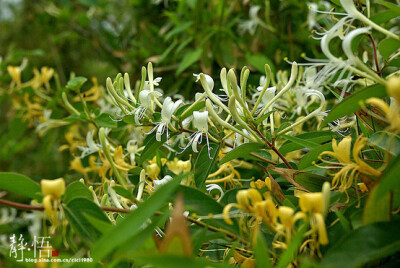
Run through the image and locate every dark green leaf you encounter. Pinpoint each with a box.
[176,49,203,75]
[321,84,387,128]
[378,38,400,60]
[63,181,93,204]
[255,231,272,268]
[66,76,87,92]
[363,185,391,225]
[369,131,400,156]
[0,172,42,200]
[64,198,110,241]
[321,221,400,268]
[298,143,332,170]
[246,53,276,74]
[277,224,308,268]
[194,143,220,188]
[92,174,182,261]
[93,113,118,128]
[220,142,265,164]
[279,131,335,154]
[137,133,167,165]
[376,154,400,199]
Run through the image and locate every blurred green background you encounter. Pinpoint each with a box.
[0,0,322,180]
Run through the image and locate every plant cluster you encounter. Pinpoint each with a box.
[0,0,400,267]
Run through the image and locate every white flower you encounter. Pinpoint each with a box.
[132,89,162,125]
[238,6,261,35]
[127,139,138,165]
[78,130,102,158]
[146,96,183,142]
[144,77,162,90]
[153,175,173,191]
[180,111,212,158]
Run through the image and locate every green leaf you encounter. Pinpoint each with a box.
[93,113,118,128]
[63,181,93,204]
[369,131,400,156]
[64,198,110,241]
[277,224,308,268]
[83,213,113,235]
[137,133,167,165]
[321,84,387,128]
[376,154,400,199]
[281,135,319,150]
[113,186,133,199]
[0,172,42,200]
[255,232,272,268]
[194,143,220,188]
[321,221,400,268]
[268,167,331,192]
[91,174,182,261]
[176,49,202,75]
[220,143,265,164]
[246,53,276,74]
[375,0,400,14]
[371,10,399,24]
[298,143,332,170]
[363,185,391,225]
[378,38,400,60]
[164,21,193,41]
[66,76,87,92]
[178,185,239,233]
[279,131,335,154]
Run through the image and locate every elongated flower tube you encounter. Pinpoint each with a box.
[106,77,135,111]
[257,62,298,120]
[277,89,325,135]
[197,73,230,114]
[205,99,253,141]
[146,97,182,142]
[124,73,136,104]
[340,0,399,40]
[228,96,262,143]
[228,69,252,119]
[342,27,385,84]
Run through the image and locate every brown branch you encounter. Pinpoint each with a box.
[249,122,293,169]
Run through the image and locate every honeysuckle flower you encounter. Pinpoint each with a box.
[146,97,182,142]
[153,175,173,191]
[166,157,192,175]
[180,111,213,157]
[127,139,138,165]
[319,135,381,192]
[41,178,66,234]
[143,76,162,90]
[366,97,400,133]
[108,180,123,209]
[78,130,102,158]
[29,66,54,90]
[387,76,400,103]
[298,192,329,245]
[132,89,163,125]
[7,65,22,89]
[238,6,261,35]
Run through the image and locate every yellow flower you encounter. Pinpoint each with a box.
[166,157,192,175]
[386,75,400,103]
[366,97,400,134]
[7,65,22,89]
[298,193,328,245]
[73,77,101,102]
[41,178,65,234]
[319,135,381,192]
[206,162,242,187]
[29,67,54,90]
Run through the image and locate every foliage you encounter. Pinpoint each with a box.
[1,0,400,267]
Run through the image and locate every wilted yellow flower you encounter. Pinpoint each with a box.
[7,65,22,89]
[41,178,66,234]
